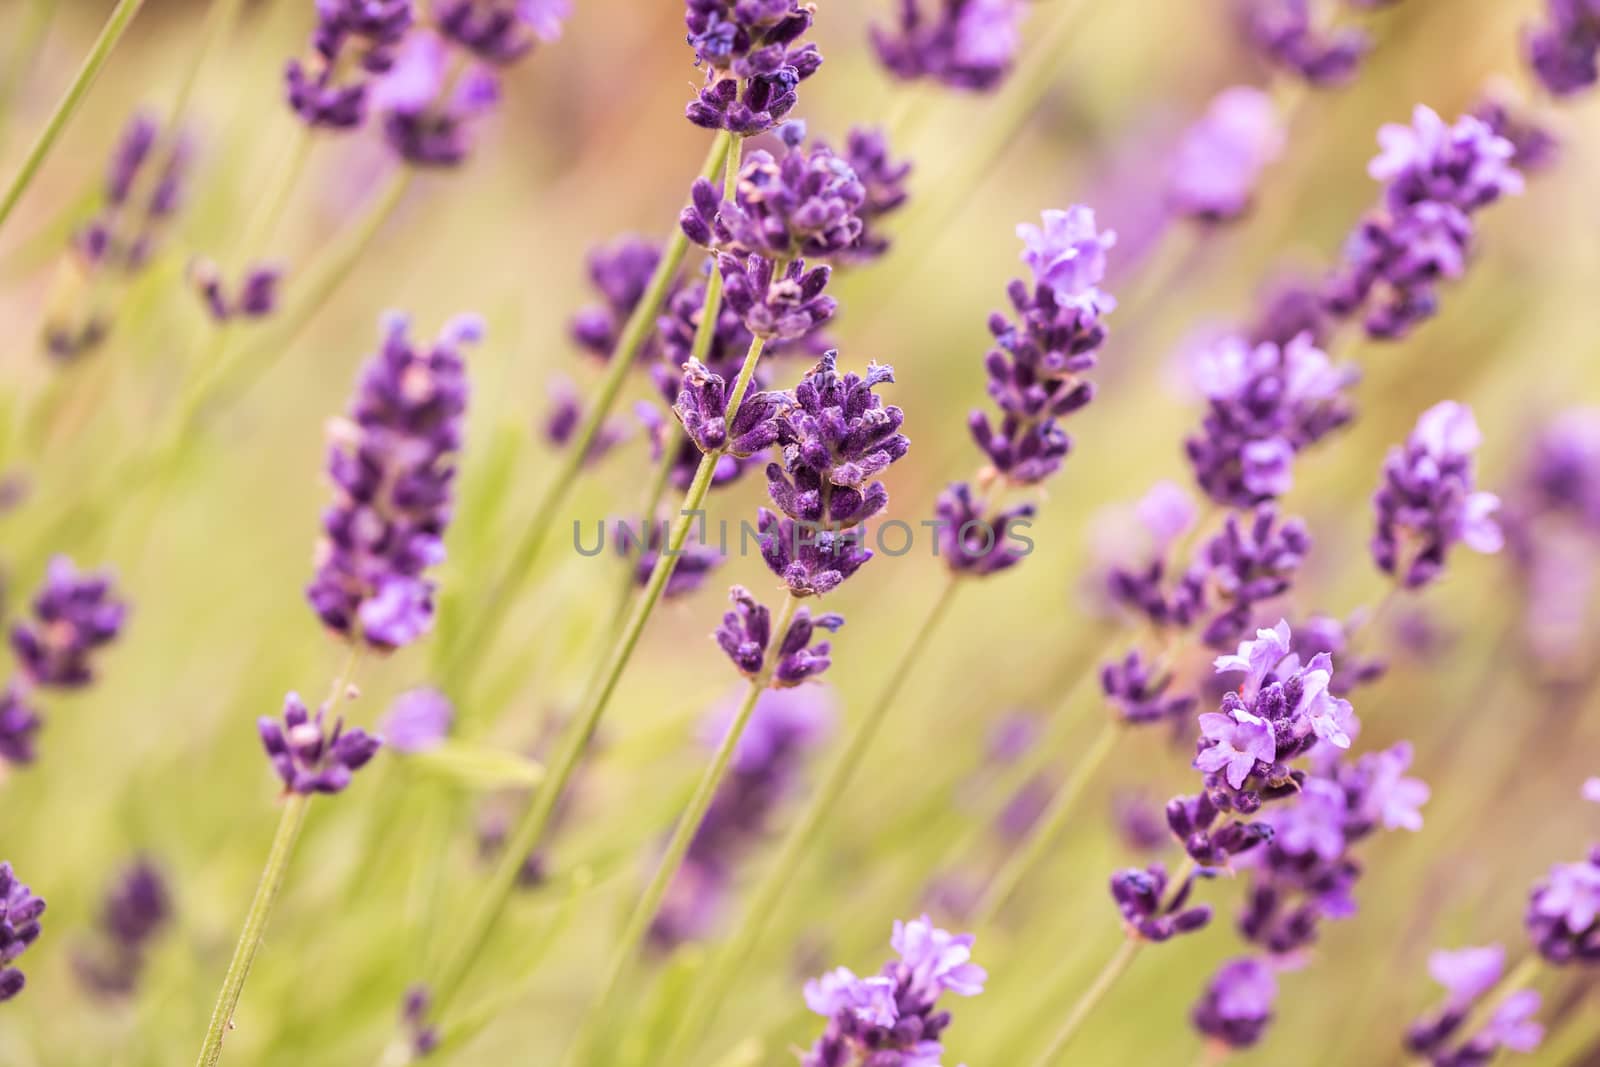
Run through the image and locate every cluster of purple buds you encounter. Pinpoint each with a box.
[307,313,476,651]
[1526,0,1600,97]
[681,143,867,261]
[801,914,986,1067]
[0,863,44,1002]
[1191,956,1278,1049]
[833,126,912,263]
[1238,0,1369,87]
[1406,945,1544,1065]
[717,253,835,340]
[1168,86,1285,223]
[285,0,415,129]
[1525,847,1600,964]
[258,691,382,795]
[614,518,724,599]
[870,0,1026,92]
[74,858,172,997]
[1190,505,1312,648]
[374,34,503,167]
[569,236,662,358]
[1109,862,1214,941]
[652,686,833,947]
[1326,106,1523,340]
[714,585,841,685]
[1371,401,1503,589]
[190,259,282,323]
[1102,651,1197,726]
[1185,333,1355,508]
[543,378,628,465]
[11,556,127,691]
[684,0,822,134]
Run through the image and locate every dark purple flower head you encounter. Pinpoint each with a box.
[1239,0,1369,86]
[1190,505,1312,649]
[375,35,502,166]
[1407,944,1545,1065]
[259,691,383,795]
[1192,956,1277,1049]
[436,0,568,65]
[1102,650,1197,726]
[1248,272,1334,348]
[191,259,283,323]
[870,0,1025,91]
[1370,105,1524,214]
[1526,0,1600,96]
[615,517,724,599]
[285,0,415,129]
[307,312,477,651]
[832,126,911,263]
[766,351,908,531]
[683,1,821,133]
[0,689,41,767]
[1109,862,1214,941]
[757,509,872,597]
[1185,333,1355,507]
[1168,86,1284,223]
[1372,401,1503,589]
[801,914,985,1067]
[933,481,1036,577]
[0,862,45,1003]
[672,357,784,457]
[1324,200,1475,341]
[75,856,173,997]
[570,236,662,358]
[717,253,835,340]
[681,145,866,260]
[714,586,842,686]
[11,556,127,690]
[1527,849,1600,965]
[380,688,453,753]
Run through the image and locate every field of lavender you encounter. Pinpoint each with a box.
[1,0,1598,1064]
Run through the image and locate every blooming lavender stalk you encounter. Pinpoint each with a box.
[74,857,172,998]
[870,0,1027,91]
[684,0,822,134]
[0,862,45,1003]
[801,915,987,1066]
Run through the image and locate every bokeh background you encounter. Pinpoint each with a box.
[0,0,1598,1064]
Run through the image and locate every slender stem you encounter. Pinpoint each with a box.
[661,577,963,1064]
[562,594,803,1067]
[968,717,1120,928]
[0,0,147,233]
[424,331,766,1022]
[436,131,734,691]
[194,792,311,1067]
[164,0,246,133]
[1030,937,1143,1067]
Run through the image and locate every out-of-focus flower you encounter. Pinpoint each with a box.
[714,586,842,686]
[684,0,822,134]
[1526,0,1600,97]
[74,857,172,997]
[307,313,477,651]
[0,862,46,1002]
[1238,0,1369,87]
[259,692,383,795]
[1407,944,1545,1065]
[285,0,414,130]
[1192,956,1278,1049]
[11,556,127,690]
[1110,862,1214,941]
[1372,401,1503,589]
[380,688,453,753]
[1168,86,1285,222]
[870,0,1026,91]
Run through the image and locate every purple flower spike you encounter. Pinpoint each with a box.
[717,253,836,340]
[1526,0,1600,96]
[1168,86,1285,222]
[1239,0,1370,87]
[1192,505,1312,648]
[933,481,1036,576]
[1370,105,1523,214]
[757,509,872,597]
[671,358,784,457]
[870,0,1026,91]
[1372,401,1503,589]
[75,857,172,997]
[0,689,41,767]
[285,0,414,130]
[713,586,842,686]
[1527,851,1600,964]
[0,862,44,1003]
[570,237,662,358]
[801,915,985,1067]
[836,126,912,262]
[307,313,476,651]
[436,0,569,65]
[380,688,453,753]
[259,692,383,795]
[11,556,127,690]
[1109,863,1214,941]
[683,1,821,134]
[1192,957,1277,1049]
[681,144,867,261]
[767,350,908,531]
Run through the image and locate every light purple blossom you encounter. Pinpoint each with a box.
[1196,706,1277,789]
[380,688,453,753]
[891,914,989,1001]
[1169,86,1285,221]
[803,967,897,1027]
[1016,207,1117,311]
[1428,944,1505,1007]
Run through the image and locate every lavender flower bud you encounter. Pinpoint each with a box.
[684,1,821,134]
[0,862,45,1003]
[10,556,127,690]
[1238,0,1370,87]
[671,358,784,457]
[259,692,383,795]
[680,144,867,260]
[1191,957,1278,1049]
[933,481,1035,576]
[870,0,1025,91]
[1168,86,1285,222]
[716,253,836,340]
[713,585,842,686]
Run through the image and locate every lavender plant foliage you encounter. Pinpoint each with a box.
[1238,0,1369,86]
[870,0,1025,91]
[259,692,383,795]
[684,0,822,134]
[307,313,477,651]
[1168,86,1285,222]
[681,143,867,260]
[801,914,986,1066]
[1192,956,1278,1049]
[1407,945,1545,1066]
[74,857,172,997]
[714,586,841,685]
[652,685,834,947]
[285,0,415,129]
[1186,333,1354,508]
[0,862,44,1003]
[1526,0,1600,96]
[1371,401,1503,589]
[11,556,127,690]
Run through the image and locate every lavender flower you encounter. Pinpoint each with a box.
[671,358,784,457]
[1526,0,1600,96]
[1192,956,1277,1049]
[259,692,382,795]
[380,688,453,753]
[570,236,662,358]
[835,126,912,263]
[1185,333,1354,507]
[1102,651,1197,726]
[306,313,477,651]
[1109,862,1214,941]
[714,586,841,686]
[1168,86,1285,222]
[1372,401,1503,589]
[756,510,872,597]
[285,0,414,129]
[436,0,569,64]
[615,518,724,599]
[801,915,986,1066]
[717,254,836,339]
[684,0,822,134]
[1191,505,1312,648]
[1407,945,1545,1065]
[191,260,283,323]
[74,857,172,997]
[933,482,1035,576]
[681,144,867,260]
[376,34,502,167]
[1526,849,1600,964]
[0,862,44,1003]
[11,556,127,690]
[651,685,834,947]
[870,0,1026,91]
[0,689,40,767]
[1239,0,1369,87]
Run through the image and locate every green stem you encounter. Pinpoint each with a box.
[436,131,735,691]
[968,716,1119,928]
[423,331,766,1023]
[562,594,803,1067]
[1030,937,1142,1066]
[0,0,147,233]
[194,792,311,1067]
[661,577,963,1064]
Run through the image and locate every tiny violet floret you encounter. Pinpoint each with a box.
[259,692,383,795]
